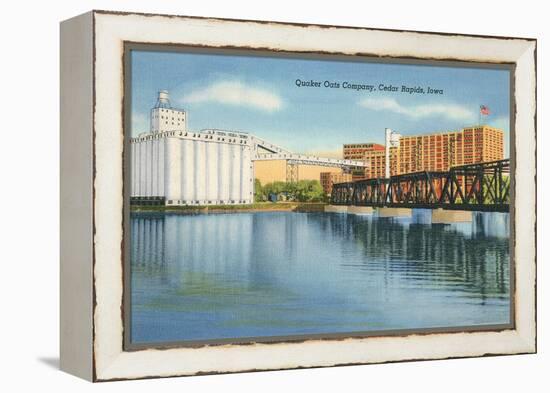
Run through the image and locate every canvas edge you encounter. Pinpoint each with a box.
[512,39,537,354]
[89,11,537,381]
[59,11,95,381]
[91,9,537,42]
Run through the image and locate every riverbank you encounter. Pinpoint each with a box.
[130,202,327,214]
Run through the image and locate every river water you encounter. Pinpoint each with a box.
[130,210,510,344]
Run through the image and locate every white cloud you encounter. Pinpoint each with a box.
[183,81,283,112]
[358,97,476,122]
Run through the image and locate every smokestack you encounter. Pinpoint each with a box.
[385,128,392,179]
[385,128,402,178]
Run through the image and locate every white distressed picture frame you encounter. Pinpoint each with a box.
[60,10,536,381]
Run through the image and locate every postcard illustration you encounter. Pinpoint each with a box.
[127,47,511,346]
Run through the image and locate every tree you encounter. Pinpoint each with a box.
[257,179,328,202]
[254,178,263,202]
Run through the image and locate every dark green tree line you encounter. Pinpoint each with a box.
[254,179,327,202]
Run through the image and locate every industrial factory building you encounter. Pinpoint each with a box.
[321,126,505,196]
[344,126,504,180]
[130,91,366,206]
[320,172,352,195]
[395,126,504,174]
[130,91,254,206]
[343,143,390,180]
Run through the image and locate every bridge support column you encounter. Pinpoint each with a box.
[432,208,472,224]
[286,161,299,183]
[348,206,374,215]
[378,207,412,217]
[324,205,348,213]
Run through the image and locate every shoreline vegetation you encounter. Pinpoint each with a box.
[254,179,327,204]
[130,202,328,214]
[131,179,329,214]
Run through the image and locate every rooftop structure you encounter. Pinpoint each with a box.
[150,90,187,134]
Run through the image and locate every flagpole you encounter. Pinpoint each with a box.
[478,105,481,126]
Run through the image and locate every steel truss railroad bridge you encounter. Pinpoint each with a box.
[331,159,510,213]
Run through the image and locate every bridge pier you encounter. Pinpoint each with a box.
[378,207,412,217]
[432,208,472,224]
[324,205,348,213]
[347,206,374,215]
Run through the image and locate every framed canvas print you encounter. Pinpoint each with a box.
[60,10,537,381]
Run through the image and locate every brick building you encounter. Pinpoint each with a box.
[396,126,504,174]
[320,172,353,195]
[357,126,504,179]
[343,143,385,180]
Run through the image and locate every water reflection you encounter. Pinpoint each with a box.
[130,210,510,344]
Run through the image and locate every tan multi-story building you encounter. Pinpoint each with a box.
[254,161,341,185]
[358,125,504,179]
[360,146,402,179]
[389,146,399,176]
[343,143,385,180]
[397,126,504,174]
[320,172,353,195]
[362,149,385,179]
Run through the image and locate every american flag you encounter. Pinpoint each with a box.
[480,105,490,115]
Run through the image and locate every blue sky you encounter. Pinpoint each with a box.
[130,50,510,157]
